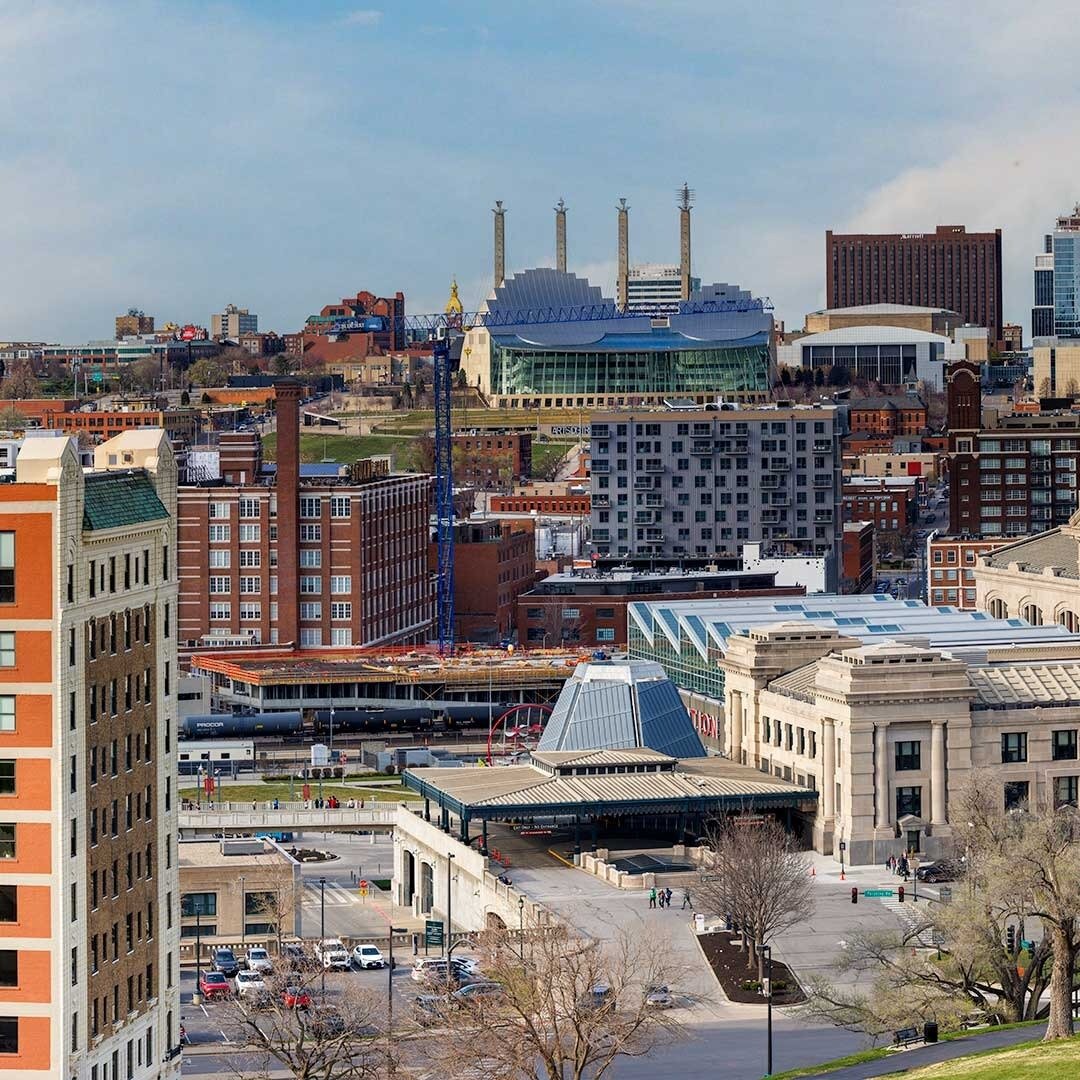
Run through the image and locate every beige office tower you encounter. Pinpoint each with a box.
[0,430,180,1078]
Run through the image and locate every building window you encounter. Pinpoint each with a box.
[0,763,13,797]
[0,634,12,668]
[299,549,322,568]
[0,699,12,732]
[1004,780,1030,810]
[562,608,580,620]
[208,602,231,620]
[300,525,321,543]
[0,952,15,989]
[208,524,230,543]
[330,628,351,646]
[330,576,351,595]
[209,550,230,569]
[180,892,216,917]
[239,577,260,595]
[299,497,322,519]
[596,628,615,642]
[0,826,13,859]
[299,628,322,647]
[300,576,321,595]
[895,786,922,818]
[894,741,921,771]
[239,603,261,621]
[1001,732,1028,764]
[596,608,615,620]
[238,498,259,519]
[299,603,321,621]
[330,496,350,518]
[208,577,230,594]
[1054,775,1079,808]
[0,1018,16,1054]
[330,603,352,620]
[239,524,260,543]
[0,533,13,604]
[208,502,229,520]
[0,886,14,922]
[238,550,261,568]
[1053,730,1077,761]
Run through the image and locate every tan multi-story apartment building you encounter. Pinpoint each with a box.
[178,382,432,648]
[926,535,1014,609]
[0,429,180,1078]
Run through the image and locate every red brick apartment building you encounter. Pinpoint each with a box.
[848,395,928,436]
[841,520,875,593]
[490,491,590,515]
[842,477,921,535]
[429,521,535,643]
[516,568,802,649]
[178,381,432,648]
[927,536,1015,609]
[453,431,533,487]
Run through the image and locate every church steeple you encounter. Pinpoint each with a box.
[445,278,464,317]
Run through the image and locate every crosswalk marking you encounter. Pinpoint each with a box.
[302,881,358,907]
[878,895,936,947]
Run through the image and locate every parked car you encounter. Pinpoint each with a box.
[409,958,470,986]
[579,983,614,1011]
[283,985,313,1009]
[414,981,505,1017]
[246,947,273,974]
[352,944,386,970]
[645,984,674,1009]
[234,970,267,997]
[316,939,351,971]
[198,971,232,1000]
[212,949,240,978]
[308,1008,347,1037]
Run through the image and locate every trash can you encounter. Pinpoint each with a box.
[923,1021,939,1044]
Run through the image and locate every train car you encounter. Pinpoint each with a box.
[310,703,520,735]
[178,712,303,740]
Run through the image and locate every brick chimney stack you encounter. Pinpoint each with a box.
[274,379,303,645]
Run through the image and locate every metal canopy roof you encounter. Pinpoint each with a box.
[403,753,817,822]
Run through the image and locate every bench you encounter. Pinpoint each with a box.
[892,1027,922,1049]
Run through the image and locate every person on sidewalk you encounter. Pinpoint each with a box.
[682,888,692,910]
[648,887,657,909]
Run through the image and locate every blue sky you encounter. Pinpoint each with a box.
[1,0,1075,342]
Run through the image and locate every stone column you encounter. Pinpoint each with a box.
[931,721,947,825]
[729,690,743,762]
[875,724,890,829]
[822,718,835,820]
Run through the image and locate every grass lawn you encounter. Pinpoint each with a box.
[262,432,424,471]
[532,441,576,478]
[768,1021,1048,1080]
[178,780,421,803]
[903,1035,1080,1078]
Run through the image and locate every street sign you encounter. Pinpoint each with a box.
[425,919,444,947]
[359,879,367,889]
[864,889,895,898]
[932,929,946,945]
[838,842,847,851]
[340,752,348,765]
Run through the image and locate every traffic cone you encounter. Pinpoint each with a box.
[811,866,816,876]
[840,869,845,881]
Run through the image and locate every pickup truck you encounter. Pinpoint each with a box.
[315,939,351,970]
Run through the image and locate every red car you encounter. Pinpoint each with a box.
[283,986,312,1009]
[199,971,232,999]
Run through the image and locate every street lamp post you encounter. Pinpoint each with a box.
[239,876,246,949]
[761,943,774,1077]
[319,877,327,998]
[518,896,525,962]
[446,853,456,958]
[387,925,407,1076]
[193,908,203,1004]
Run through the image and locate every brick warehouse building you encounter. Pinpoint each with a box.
[0,430,180,1077]
[178,381,432,648]
[825,225,1004,346]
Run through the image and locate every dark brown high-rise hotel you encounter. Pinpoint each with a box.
[825,225,1003,346]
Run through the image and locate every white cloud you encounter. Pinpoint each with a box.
[343,9,382,26]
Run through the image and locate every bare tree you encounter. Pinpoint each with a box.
[426,925,682,1080]
[956,777,1080,1041]
[222,964,388,1080]
[696,816,814,978]
[0,362,39,399]
[244,863,301,956]
[0,407,28,430]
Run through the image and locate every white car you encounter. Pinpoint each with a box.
[234,970,267,997]
[352,944,385,970]
[246,948,273,974]
[316,939,351,970]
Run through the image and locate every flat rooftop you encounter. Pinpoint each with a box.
[178,839,293,869]
[191,647,585,686]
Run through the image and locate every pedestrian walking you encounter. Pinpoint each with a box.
[648,887,657,909]
[682,888,692,910]
[665,888,673,908]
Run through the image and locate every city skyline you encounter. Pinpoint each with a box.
[3,1,1079,342]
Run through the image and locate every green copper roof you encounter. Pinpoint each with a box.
[83,472,168,532]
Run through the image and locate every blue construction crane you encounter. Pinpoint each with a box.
[432,337,455,654]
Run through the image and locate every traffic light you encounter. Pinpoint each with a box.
[898,886,905,903]
[851,887,858,904]
[1007,925,1016,954]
